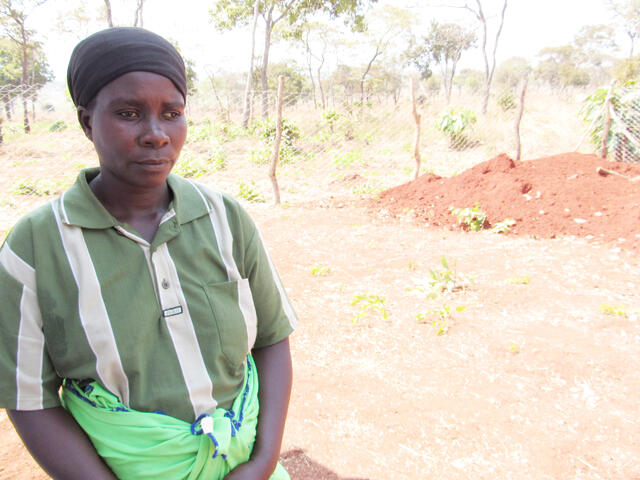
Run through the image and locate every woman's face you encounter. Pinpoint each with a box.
[79,71,187,191]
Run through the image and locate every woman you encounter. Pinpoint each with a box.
[0,27,296,480]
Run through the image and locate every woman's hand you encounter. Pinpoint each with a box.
[223,458,271,480]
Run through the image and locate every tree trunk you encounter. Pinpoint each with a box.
[360,45,381,107]
[474,0,508,114]
[133,0,144,27]
[514,75,528,161]
[242,0,260,129]
[601,80,616,160]
[410,78,421,180]
[269,75,285,205]
[4,97,12,121]
[104,0,114,27]
[20,24,30,134]
[22,92,29,133]
[317,55,326,109]
[261,7,274,120]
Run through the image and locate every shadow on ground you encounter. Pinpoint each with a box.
[280,449,369,480]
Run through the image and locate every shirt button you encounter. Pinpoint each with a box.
[161,279,170,289]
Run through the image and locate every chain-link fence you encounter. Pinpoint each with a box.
[0,78,631,222]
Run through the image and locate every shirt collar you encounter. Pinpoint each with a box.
[60,168,211,229]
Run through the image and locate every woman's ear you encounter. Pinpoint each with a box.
[77,106,93,141]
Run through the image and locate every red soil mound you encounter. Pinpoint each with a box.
[376,152,640,250]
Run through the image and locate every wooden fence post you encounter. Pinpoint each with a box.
[514,75,528,161]
[269,75,285,205]
[601,80,616,160]
[410,78,421,180]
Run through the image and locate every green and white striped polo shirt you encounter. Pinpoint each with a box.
[0,168,297,422]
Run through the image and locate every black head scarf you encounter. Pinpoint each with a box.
[67,27,187,107]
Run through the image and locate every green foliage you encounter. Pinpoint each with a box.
[261,118,300,146]
[580,82,640,161]
[310,263,332,276]
[187,118,213,143]
[414,256,469,299]
[331,149,362,168]
[506,275,531,285]
[451,203,487,231]
[49,120,67,132]
[237,181,265,203]
[323,109,341,132]
[10,178,59,196]
[351,183,380,195]
[497,92,516,111]
[417,303,466,335]
[436,106,477,149]
[351,293,389,323]
[173,149,226,178]
[490,218,516,233]
[600,303,628,317]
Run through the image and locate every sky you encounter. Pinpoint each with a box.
[29,0,619,83]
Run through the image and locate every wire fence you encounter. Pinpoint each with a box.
[609,84,640,163]
[0,79,636,215]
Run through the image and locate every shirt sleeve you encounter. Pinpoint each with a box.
[0,228,62,410]
[240,215,298,350]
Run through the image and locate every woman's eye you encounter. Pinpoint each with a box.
[118,111,139,119]
[164,111,182,119]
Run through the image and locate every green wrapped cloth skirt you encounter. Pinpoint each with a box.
[61,355,289,480]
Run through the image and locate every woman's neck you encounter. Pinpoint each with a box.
[89,172,171,242]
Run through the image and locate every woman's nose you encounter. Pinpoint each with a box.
[140,117,169,148]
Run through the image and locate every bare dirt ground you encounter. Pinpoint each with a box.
[2,153,640,479]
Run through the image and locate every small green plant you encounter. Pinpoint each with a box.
[408,261,418,271]
[10,178,60,196]
[237,181,265,203]
[351,294,389,323]
[351,183,379,195]
[490,218,516,233]
[509,343,520,354]
[187,118,213,142]
[261,118,300,147]
[322,109,341,133]
[173,148,226,178]
[49,120,67,132]
[414,256,469,299]
[436,106,477,149]
[331,149,362,168]
[506,275,531,285]
[451,203,487,231]
[497,92,516,111]
[310,263,331,276]
[600,303,628,317]
[417,303,466,335]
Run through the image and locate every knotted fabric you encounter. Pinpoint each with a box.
[60,355,289,480]
[67,27,187,107]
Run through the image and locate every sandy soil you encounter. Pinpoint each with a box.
[2,154,640,479]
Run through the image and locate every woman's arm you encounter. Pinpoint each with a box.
[224,336,292,480]
[7,406,117,480]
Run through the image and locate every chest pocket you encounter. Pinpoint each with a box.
[204,278,257,370]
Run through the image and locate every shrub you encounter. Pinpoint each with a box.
[49,120,67,132]
[497,92,516,111]
[436,106,477,149]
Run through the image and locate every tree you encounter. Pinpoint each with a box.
[210,0,376,120]
[422,21,475,103]
[0,0,50,133]
[494,56,530,90]
[103,0,113,26]
[606,0,640,58]
[296,20,336,109]
[535,45,590,88]
[446,0,507,113]
[354,5,414,107]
